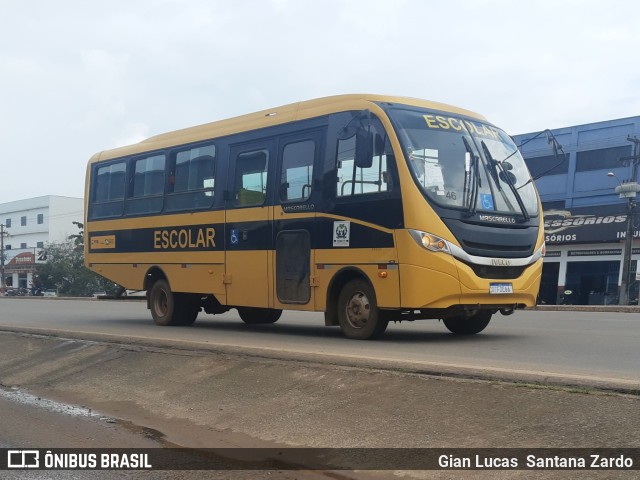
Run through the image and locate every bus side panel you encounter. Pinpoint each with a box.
[88,263,227,301]
[163,263,227,299]
[369,264,400,308]
[398,264,462,309]
[394,229,462,308]
[226,250,269,308]
[86,250,227,300]
[88,263,147,291]
[313,247,401,310]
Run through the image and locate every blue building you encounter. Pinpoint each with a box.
[514,116,640,305]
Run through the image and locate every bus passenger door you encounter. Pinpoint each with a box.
[273,131,323,310]
[225,140,275,308]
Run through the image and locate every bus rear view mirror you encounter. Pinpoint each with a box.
[355,128,373,169]
[338,110,370,140]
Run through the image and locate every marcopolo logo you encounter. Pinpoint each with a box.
[478,214,516,224]
[8,450,39,468]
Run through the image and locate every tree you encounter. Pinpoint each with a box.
[35,222,119,297]
[68,221,84,252]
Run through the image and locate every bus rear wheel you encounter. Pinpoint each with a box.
[149,280,199,326]
[174,293,200,326]
[237,307,282,324]
[337,279,388,340]
[443,311,492,335]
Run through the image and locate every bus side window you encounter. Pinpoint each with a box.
[336,119,390,198]
[125,154,166,215]
[280,140,314,202]
[90,161,126,219]
[235,149,268,206]
[165,144,216,212]
[131,154,165,198]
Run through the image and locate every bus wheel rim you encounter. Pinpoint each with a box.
[345,291,370,329]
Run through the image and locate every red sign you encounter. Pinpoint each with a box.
[7,252,35,265]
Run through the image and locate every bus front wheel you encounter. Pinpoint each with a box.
[237,307,282,324]
[149,280,198,326]
[443,311,491,335]
[337,279,388,340]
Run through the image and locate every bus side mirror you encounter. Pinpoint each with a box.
[355,128,373,169]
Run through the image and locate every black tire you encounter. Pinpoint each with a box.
[443,311,492,335]
[174,293,200,326]
[337,279,388,340]
[237,307,282,324]
[149,280,199,326]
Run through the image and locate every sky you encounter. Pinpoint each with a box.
[1,0,639,204]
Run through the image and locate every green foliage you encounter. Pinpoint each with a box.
[68,221,84,252]
[35,222,119,297]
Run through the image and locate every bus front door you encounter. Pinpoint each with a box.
[225,140,275,308]
[272,131,323,310]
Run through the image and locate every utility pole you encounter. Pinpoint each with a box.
[0,223,6,295]
[618,136,640,305]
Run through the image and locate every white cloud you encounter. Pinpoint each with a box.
[0,0,639,203]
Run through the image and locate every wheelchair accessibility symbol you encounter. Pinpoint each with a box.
[480,193,494,210]
[230,228,239,245]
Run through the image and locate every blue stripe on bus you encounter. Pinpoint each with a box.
[89,219,394,254]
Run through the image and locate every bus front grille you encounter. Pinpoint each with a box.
[464,263,528,280]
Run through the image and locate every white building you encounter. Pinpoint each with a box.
[0,196,83,290]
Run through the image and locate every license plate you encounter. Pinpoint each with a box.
[490,283,513,294]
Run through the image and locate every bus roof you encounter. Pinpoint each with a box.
[89,94,487,163]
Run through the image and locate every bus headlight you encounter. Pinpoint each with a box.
[408,230,451,254]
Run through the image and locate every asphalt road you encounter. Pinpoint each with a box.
[1,298,640,479]
[0,298,638,388]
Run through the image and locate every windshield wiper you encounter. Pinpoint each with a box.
[462,137,479,215]
[481,141,529,221]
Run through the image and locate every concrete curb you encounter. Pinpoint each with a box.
[0,295,145,301]
[1,325,638,396]
[531,305,640,313]
[2,330,639,453]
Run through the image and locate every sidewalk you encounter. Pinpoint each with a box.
[532,305,640,313]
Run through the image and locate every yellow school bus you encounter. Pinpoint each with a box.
[85,94,544,339]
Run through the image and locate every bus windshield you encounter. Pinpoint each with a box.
[389,107,539,217]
